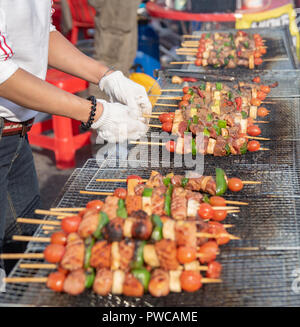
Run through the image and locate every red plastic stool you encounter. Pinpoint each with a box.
[28,69,91,170]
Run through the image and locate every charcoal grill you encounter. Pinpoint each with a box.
[174,26,299,71]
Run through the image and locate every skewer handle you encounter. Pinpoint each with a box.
[4,277,47,283]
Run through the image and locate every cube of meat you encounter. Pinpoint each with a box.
[61,233,84,271]
[155,239,179,270]
[171,187,187,220]
[119,239,135,272]
[77,209,99,239]
[93,268,113,296]
[125,195,142,215]
[101,196,119,220]
[151,185,166,215]
[63,269,86,295]
[90,240,111,269]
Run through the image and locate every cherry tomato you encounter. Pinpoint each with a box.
[50,231,67,245]
[228,178,244,192]
[162,121,173,133]
[86,200,103,211]
[197,46,205,53]
[260,47,267,55]
[44,244,65,263]
[58,266,69,275]
[47,271,66,292]
[247,140,261,152]
[177,246,197,264]
[199,39,206,45]
[254,50,262,58]
[253,33,262,40]
[257,90,266,101]
[179,100,189,109]
[195,59,202,66]
[257,107,269,117]
[212,210,227,222]
[196,52,203,59]
[260,85,270,94]
[127,175,143,184]
[180,271,202,292]
[198,241,219,264]
[209,196,226,207]
[252,76,261,83]
[182,94,191,101]
[208,222,230,245]
[183,86,190,94]
[61,215,82,234]
[250,98,261,106]
[113,188,127,199]
[159,113,173,123]
[206,261,222,278]
[165,140,175,153]
[254,58,263,66]
[198,203,214,220]
[247,125,261,136]
[78,209,88,218]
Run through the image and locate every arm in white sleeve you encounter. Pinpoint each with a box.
[49,0,57,32]
[0,8,19,84]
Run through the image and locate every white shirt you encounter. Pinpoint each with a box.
[0,0,56,122]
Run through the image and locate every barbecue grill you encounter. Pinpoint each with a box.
[1,26,300,307]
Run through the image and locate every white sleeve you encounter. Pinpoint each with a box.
[50,0,57,32]
[0,9,19,85]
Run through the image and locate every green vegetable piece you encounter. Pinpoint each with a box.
[164,184,173,216]
[186,120,191,132]
[163,177,171,187]
[189,94,195,104]
[216,82,222,91]
[187,88,194,95]
[217,120,227,129]
[142,188,153,197]
[244,41,249,48]
[225,144,231,156]
[118,198,125,209]
[224,58,229,66]
[84,237,95,269]
[117,207,127,219]
[206,114,213,122]
[85,268,95,289]
[151,226,163,241]
[241,111,247,119]
[200,83,206,90]
[215,168,228,196]
[228,54,234,59]
[213,124,221,136]
[224,42,230,47]
[181,177,189,188]
[228,91,233,100]
[152,214,163,228]
[205,33,211,39]
[240,142,247,155]
[93,212,109,239]
[203,194,210,203]
[131,268,151,292]
[192,115,199,124]
[131,241,146,270]
[203,127,210,137]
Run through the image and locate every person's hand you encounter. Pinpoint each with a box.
[91,99,147,143]
[99,71,152,121]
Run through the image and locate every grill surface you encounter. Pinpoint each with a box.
[175,26,298,71]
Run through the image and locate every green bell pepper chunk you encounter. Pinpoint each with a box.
[224,42,230,47]
[213,63,220,68]
[215,168,228,196]
[229,33,234,41]
[117,199,127,218]
[205,33,211,39]
[241,111,247,119]
[163,177,171,187]
[186,120,191,132]
[189,94,195,104]
[131,241,146,270]
[203,127,210,137]
[240,142,248,155]
[244,41,249,48]
[84,236,95,269]
[192,115,199,124]
[181,177,189,188]
[85,268,95,289]
[225,144,231,156]
[228,54,234,60]
[228,91,233,100]
[224,58,229,66]
[131,268,151,292]
[217,120,227,129]
[200,83,206,91]
[142,188,153,197]
[203,194,210,203]
[187,88,194,95]
[216,82,222,91]
[93,212,109,239]
[213,124,221,136]
[191,138,197,156]
[164,184,173,216]
[151,226,163,241]
[206,114,213,122]
[152,214,163,228]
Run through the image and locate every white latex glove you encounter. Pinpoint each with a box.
[91,100,148,143]
[99,71,152,121]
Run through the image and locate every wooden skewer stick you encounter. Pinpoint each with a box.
[42,226,55,231]
[12,235,51,243]
[0,253,44,259]
[170,61,193,65]
[35,209,74,217]
[80,190,114,196]
[17,218,61,226]
[155,103,178,107]
[19,263,57,269]
[242,181,261,184]
[96,178,148,182]
[156,96,182,100]
[50,208,85,212]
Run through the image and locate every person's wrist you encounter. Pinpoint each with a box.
[98,66,115,84]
